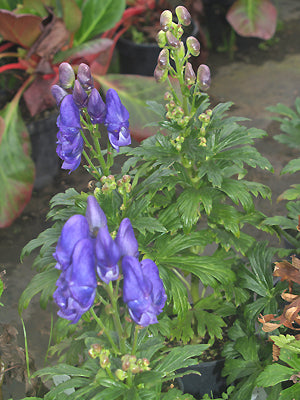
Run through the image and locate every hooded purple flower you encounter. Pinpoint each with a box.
[105,88,131,152]
[122,256,167,326]
[115,218,138,258]
[87,88,106,125]
[53,238,97,323]
[95,226,120,284]
[56,94,83,172]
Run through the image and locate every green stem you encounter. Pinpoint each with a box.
[90,307,120,355]
[106,282,126,353]
[191,273,200,305]
[93,134,109,175]
[21,318,31,380]
[82,149,102,180]
[279,227,299,249]
[131,325,139,356]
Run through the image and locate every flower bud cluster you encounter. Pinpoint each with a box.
[170,135,185,152]
[198,109,212,136]
[154,6,194,84]
[100,175,117,193]
[164,93,189,127]
[117,175,132,195]
[88,344,111,369]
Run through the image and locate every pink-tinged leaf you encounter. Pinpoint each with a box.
[23,77,56,117]
[0,101,35,228]
[226,0,277,40]
[54,38,114,67]
[95,74,168,141]
[0,10,42,48]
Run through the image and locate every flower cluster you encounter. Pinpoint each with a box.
[51,63,131,172]
[53,196,166,325]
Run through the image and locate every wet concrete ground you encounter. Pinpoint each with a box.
[1,1,300,398]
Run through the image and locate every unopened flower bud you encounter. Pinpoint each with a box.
[59,62,75,89]
[158,48,169,68]
[51,84,68,106]
[160,10,173,31]
[77,63,94,90]
[186,37,200,57]
[164,91,172,101]
[100,354,110,368]
[166,31,180,48]
[115,369,127,381]
[175,6,191,26]
[185,62,196,85]
[154,65,168,83]
[206,109,212,117]
[122,174,131,183]
[197,64,211,91]
[156,30,167,47]
[73,79,88,108]
[88,344,102,358]
[178,42,185,58]
[199,137,207,146]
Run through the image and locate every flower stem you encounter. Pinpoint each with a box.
[90,307,120,354]
[93,134,109,176]
[131,325,139,356]
[106,282,126,353]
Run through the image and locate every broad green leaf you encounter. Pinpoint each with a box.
[226,0,277,40]
[18,268,59,314]
[34,364,94,379]
[74,0,125,45]
[278,384,300,400]
[281,158,300,174]
[256,364,295,387]
[271,334,300,354]
[95,74,168,141]
[62,0,82,33]
[155,344,209,374]
[0,101,35,227]
[234,336,259,362]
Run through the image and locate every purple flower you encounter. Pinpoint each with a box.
[73,80,88,108]
[87,88,106,125]
[115,218,138,258]
[77,63,94,90]
[105,88,131,152]
[53,238,97,323]
[51,84,68,106]
[122,256,167,326]
[95,226,120,284]
[56,94,83,172]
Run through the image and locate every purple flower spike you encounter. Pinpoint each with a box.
[115,218,138,258]
[53,214,90,271]
[53,238,96,324]
[86,196,107,235]
[122,256,167,326]
[73,80,88,108]
[87,88,106,124]
[105,88,131,152]
[56,95,83,172]
[77,63,94,90]
[95,226,120,284]
[51,84,68,106]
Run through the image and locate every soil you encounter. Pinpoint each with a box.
[1,1,300,398]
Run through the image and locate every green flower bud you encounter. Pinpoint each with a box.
[199,137,207,147]
[122,174,131,183]
[156,30,167,48]
[88,344,102,359]
[166,31,180,48]
[175,6,191,26]
[206,109,212,117]
[115,369,127,381]
[158,48,169,68]
[160,10,173,31]
[186,36,200,57]
[59,62,75,89]
[197,64,211,91]
[164,91,173,101]
[178,42,185,59]
[185,62,196,85]
[154,65,168,83]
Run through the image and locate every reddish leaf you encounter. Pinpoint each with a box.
[0,10,42,48]
[226,0,277,40]
[23,77,56,117]
[273,260,300,286]
[0,100,35,228]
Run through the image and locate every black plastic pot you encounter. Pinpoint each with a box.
[27,112,59,189]
[176,359,227,399]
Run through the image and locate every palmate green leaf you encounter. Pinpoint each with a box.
[95,74,168,141]
[18,268,59,314]
[256,363,295,387]
[160,253,235,287]
[279,184,300,200]
[234,336,259,362]
[74,0,125,45]
[132,216,167,235]
[176,188,201,229]
[267,103,299,120]
[195,310,226,343]
[219,178,254,211]
[45,377,90,400]
[214,228,255,254]
[262,215,297,230]
[271,334,300,354]
[223,358,260,383]
[35,364,94,379]
[209,203,241,237]
[281,158,300,174]
[90,380,128,400]
[155,344,209,374]
[247,241,276,290]
[160,388,194,400]
[279,384,300,400]
[214,146,272,171]
[155,230,215,258]
[197,160,223,187]
[159,268,189,317]
[0,100,35,228]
